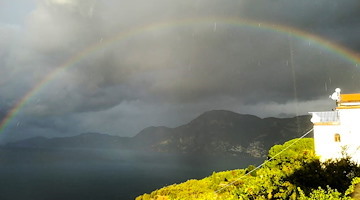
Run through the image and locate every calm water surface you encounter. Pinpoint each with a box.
[0,148,263,200]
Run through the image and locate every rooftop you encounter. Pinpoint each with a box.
[329,89,360,109]
[339,93,360,103]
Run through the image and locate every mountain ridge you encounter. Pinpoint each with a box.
[4,110,313,158]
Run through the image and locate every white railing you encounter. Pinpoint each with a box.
[309,111,340,123]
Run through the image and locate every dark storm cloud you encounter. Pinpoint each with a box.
[1,0,360,140]
[238,0,360,50]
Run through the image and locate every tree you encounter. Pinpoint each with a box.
[288,156,360,195]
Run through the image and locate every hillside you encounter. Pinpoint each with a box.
[5,110,313,158]
[136,138,360,200]
[134,110,312,156]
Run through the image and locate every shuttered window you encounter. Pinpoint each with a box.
[334,133,341,142]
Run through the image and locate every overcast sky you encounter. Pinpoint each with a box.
[1,0,360,142]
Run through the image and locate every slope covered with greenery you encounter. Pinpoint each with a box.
[136,138,360,200]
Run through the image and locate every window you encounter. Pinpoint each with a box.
[334,133,341,142]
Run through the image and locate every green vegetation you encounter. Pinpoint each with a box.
[136,138,360,200]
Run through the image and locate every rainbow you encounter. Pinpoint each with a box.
[1,17,360,134]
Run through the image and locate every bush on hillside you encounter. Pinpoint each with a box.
[288,156,360,195]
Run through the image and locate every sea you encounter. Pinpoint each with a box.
[0,148,263,200]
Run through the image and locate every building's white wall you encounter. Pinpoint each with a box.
[338,109,360,163]
[313,108,360,163]
[339,109,360,127]
[313,125,343,162]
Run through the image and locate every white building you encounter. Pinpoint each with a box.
[310,88,360,163]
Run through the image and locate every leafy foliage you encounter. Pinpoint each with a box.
[136,138,360,200]
[288,156,360,195]
[297,186,350,200]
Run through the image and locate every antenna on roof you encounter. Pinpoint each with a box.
[330,88,341,101]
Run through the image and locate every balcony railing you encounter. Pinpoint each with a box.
[309,111,340,123]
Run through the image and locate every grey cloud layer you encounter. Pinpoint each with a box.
[1,0,359,140]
